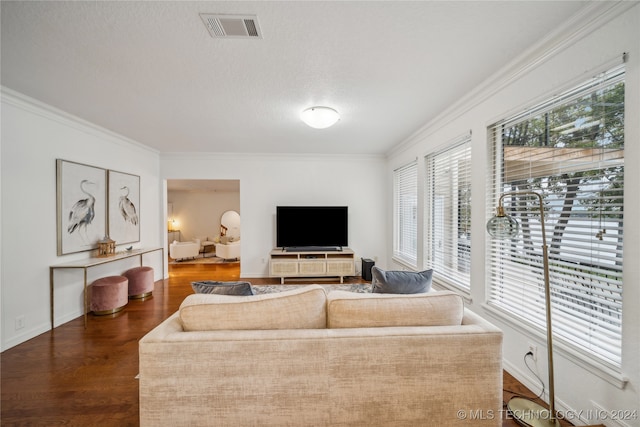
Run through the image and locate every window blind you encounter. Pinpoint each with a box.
[425,135,472,289]
[487,65,625,367]
[393,161,418,266]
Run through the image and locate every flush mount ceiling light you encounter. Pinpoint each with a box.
[300,107,340,129]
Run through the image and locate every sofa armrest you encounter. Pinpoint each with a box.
[140,312,183,343]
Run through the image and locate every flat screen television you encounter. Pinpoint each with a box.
[276,206,348,250]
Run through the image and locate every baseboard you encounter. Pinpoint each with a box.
[2,322,50,352]
[502,359,616,427]
[503,357,544,398]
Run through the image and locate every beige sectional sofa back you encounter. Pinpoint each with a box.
[139,285,503,427]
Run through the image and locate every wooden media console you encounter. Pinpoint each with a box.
[269,248,355,283]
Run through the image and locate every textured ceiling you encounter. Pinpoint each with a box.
[1,1,589,155]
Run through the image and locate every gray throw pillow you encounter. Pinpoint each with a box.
[191,281,254,296]
[371,267,433,294]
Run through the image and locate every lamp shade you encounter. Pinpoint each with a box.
[486,210,520,240]
[300,106,340,129]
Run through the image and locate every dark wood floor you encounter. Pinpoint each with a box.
[1,261,576,426]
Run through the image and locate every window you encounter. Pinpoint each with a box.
[487,65,625,367]
[393,162,418,266]
[425,135,472,289]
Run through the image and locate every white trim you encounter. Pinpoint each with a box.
[1,86,158,155]
[390,256,417,271]
[387,1,635,158]
[483,304,629,389]
[485,65,626,379]
[431,279,472,304]
[588,401,635,427]
[160,151,385,161]
[501,358,587,426]
[423,135,472,293]
[393,161,418,266]
[503,355,635,427]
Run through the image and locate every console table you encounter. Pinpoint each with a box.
[269,248,355,284]
[49,247,164,328]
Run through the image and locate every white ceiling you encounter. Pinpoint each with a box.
[1,1,590,155]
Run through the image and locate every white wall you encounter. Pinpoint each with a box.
[5,4,636,417]
[1,89,163,351]
[0,91,388,351]
[387,4,640,426]
[161,153,388,278]
[168,188,240,243]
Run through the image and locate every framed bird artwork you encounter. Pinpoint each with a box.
[56,159,107,255]
[108,170,140,246]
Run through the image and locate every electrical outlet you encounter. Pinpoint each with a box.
[15,315,25,331]
[527,343,537,361]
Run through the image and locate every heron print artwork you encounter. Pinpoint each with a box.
[56,159,107,255]
[108,170,140,245]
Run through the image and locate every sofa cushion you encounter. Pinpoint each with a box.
[191,281,253,296]
[371,266,433,294]
[326,290,463,328]
[180,285,327,331]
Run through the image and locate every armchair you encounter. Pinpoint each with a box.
[215,240,240,261]
[169,239,200,261]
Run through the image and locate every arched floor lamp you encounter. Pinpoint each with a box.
[486,190,560,427]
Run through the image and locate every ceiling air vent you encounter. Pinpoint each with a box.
[200,14,263,39]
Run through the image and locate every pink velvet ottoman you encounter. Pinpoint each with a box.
[123,266,154,299]
[90,276,128,315]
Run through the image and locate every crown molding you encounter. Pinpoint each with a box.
[387,1,637,158]
[1,86,159,155]
[159,151,385,162]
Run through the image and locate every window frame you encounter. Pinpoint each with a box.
[424,134,472,292]
[486,65,625,373]
[393,161,418,267]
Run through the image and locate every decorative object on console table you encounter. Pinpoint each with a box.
[56,159,107,255]
[108,169,140,245]
[97,235,116,257]
[486,190,560,427]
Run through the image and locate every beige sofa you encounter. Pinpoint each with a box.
[139,286,503,426]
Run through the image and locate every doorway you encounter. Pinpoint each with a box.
[166,179,240,265]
